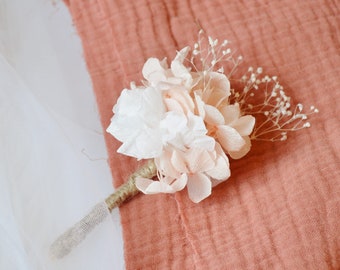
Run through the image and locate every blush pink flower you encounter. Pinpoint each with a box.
[136,143,230,203]
[196,97,255,159]
[192,71,231,107]
[193,71,255,159]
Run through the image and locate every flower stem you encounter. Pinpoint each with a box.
[105,159,157,211]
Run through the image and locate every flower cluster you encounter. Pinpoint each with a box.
[107,32,317,203]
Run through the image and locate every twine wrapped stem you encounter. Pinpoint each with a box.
[50,159,157,259]
[105,159,157,211]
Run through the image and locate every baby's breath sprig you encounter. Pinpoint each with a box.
[186,31,318,142]
[234,68,318,141]
[188,29,243,77]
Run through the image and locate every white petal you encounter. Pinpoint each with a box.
[160,111,187,144]
[142,58,167,83]
[229,136,252,159]
[117,127,163,159]
[107,86,166,155]
[187,173,212,203]
[204,104,225,125]
[216,125,245,152]
[230,115,255,136]
[174,46,190,63]
[142,87,166,122]
[171,47,192,88]
[113,88,143,115]
[106,116,140,142]
[220,103,240,124]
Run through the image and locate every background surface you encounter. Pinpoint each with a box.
[0,0,124,269]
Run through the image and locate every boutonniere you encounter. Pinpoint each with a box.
[50,30,317,258]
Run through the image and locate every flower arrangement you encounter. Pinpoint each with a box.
[107,30,317,203]
[50,31,317,258]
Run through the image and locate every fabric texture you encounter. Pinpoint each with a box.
[64,0,340,269]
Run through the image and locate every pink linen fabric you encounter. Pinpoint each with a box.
[64,0,340,269]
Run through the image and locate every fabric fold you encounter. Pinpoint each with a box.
[65,0,340,269]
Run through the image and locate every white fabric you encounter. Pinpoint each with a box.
[0,0,124,269]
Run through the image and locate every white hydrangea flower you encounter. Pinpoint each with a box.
[106,86,166,159]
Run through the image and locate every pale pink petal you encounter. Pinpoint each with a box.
[142,58,167,83]
[194,92,205,118]
[171,150,189,173]
[163,88,194,114]
[171,148,215,174]
[230,115,255,136]
[219,103,240,124]
[205,155,230,180]
[136,176,186,194]
[187,173,212,203]
[190,136,215,152]
[216,125,245,152]
[206,72,230,106]
[155,149,181,178]
[206,144,230,180]
[229,136,252,159]
[210,178,226,188]
[184,148,215,173]
[135,178,169,194]
[164,98,185,113]
[204,104,225,125]
[170,174,188,191]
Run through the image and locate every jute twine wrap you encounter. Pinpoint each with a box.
[105,159,157,211]
[50,160,157,259]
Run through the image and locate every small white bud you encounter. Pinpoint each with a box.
[222,40,229,46]
[217,67,224,73]
[256,67,263,74]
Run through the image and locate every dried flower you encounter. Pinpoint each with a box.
[50,31,319,260]
[107,31,317,202]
